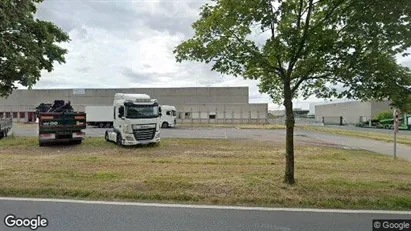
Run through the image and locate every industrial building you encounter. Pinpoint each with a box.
[315,100,392,124]
[0,87,268,124]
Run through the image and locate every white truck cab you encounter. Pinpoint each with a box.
[105,93,161,146]
[160,105,177,128]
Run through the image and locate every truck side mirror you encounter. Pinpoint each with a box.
[118,106,124,119]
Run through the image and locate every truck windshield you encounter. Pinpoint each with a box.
[126,105,159,119]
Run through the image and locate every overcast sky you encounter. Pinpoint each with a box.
[26,0,411,110]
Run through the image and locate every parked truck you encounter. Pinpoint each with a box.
[85,106,113,128]
[356,113,411,130]
[105,93,161,146]
[86,105,177,129]
[36,100,87,146]
[0,118,12,139]
[159,105,177,128]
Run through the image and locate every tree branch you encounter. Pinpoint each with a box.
[306,0,354,37]
[291,73,333,92]
[287,0,314,78]
[296,0,304,30]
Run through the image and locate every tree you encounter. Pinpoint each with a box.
[0,0,70,97]
[374,110,394,121]
[174,0,411,184]
[390,83,411,113]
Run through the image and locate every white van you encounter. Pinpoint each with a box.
[160,105,177,128]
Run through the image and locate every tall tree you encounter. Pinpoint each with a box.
[0,0,70,97]
[174,0,411,184]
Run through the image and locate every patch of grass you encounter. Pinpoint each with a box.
[301,126,411,146]
[0,138,410,210]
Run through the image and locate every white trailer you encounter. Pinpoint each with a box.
[105,93,161,146]
[160,105,177,128]
[85,106,114,128]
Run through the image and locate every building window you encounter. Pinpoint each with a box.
[13,112,17,118]
[0,112,3,118]
[5,112,11,118]
[19,112,25,119]
[209,114,216,119]
[185,112,191,119]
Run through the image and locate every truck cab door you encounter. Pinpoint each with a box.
[113,106,125,133]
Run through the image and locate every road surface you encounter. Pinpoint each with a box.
[10,125,411,160]
[1,197,410,231]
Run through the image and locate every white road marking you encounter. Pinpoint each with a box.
[0,197,410,214]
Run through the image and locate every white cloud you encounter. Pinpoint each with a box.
[21,0,411,112]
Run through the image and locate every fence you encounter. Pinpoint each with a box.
[176,109,268,124]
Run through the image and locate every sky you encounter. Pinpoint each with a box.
[24,0,411,110]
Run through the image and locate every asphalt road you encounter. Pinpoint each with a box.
[10,125,411,160]
[1,198,410,231]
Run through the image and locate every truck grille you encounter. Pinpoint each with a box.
[133,128,155,141]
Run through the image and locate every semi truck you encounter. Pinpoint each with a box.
[36,100,87,146]
[86,105,177,129]
[0,118,12,139]
[356,114,411,130]
[159,105,177,128]
[85,106,113,128]
[105,93,161,146]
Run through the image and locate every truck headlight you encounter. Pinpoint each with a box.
[123,124,130,133]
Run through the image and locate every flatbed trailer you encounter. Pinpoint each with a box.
[36,100,87,146]
[0,118,12,139]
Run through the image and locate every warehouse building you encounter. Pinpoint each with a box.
[315,100,392,124]
[0,87,268,124]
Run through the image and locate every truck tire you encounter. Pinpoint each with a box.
[116,133,122,146]
[39,141,45,147]
[99,123,104,128]
[73,140,82,145]
[161,122,169,128]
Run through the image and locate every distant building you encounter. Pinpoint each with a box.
[0,87,268,124]
[315,100,392,124]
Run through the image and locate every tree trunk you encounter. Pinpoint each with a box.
[283,82,295,184]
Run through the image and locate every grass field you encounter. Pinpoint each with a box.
[0,137,410,210]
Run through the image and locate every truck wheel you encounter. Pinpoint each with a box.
[99,123,104,128]
[39,141,44,147]
[74,140,82,145]
[116,133,122,146]
[161,122,169,128]
[105,123,111,128]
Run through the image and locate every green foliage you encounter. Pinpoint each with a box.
[0,0,70,97]
[374,110,394,121]
[174,0,411,184]
[174,0,411,105]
